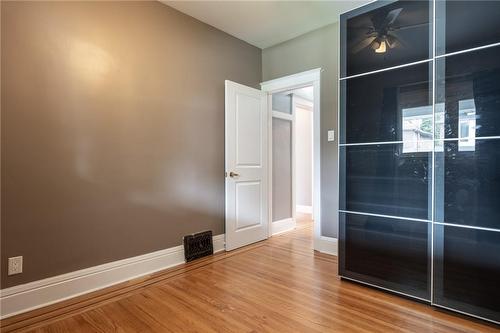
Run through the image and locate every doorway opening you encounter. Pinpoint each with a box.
[261,69,322,251]
[270,86,314,233]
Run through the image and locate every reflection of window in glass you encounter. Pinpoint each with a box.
[434,102,446,153]
[435,103,445,141]
[402,105,433,153]
[458,99,476,151]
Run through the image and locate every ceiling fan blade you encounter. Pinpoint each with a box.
[385,34,398,49]
[391,22,429,31]
[350,26,376,34]
[382,8,403,27]
[350,36,377,54]
[387,32,406,49]
[369,39,381,50]
[350,26,375,30]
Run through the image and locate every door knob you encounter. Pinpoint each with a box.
[229,172,240,178]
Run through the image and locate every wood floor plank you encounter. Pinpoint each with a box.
[3,214,499,332]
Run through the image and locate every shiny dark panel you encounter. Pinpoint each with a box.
[435,139,500,230]
[341,63,432,144]
[434,225,500,322]
[340,143,431,220]
[339,212,430,299]
[340,0,431,77]
[436,46,500,139]
[436,0,500,56]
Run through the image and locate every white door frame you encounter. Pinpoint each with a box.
[260,68,322,251]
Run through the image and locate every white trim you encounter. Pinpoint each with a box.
[272,110,293,121]
[291,94,297,226]
[0,234,225,319]
[267,93,274,245]
[296,205,313,214]
[261,68,322,253]
[293,96,313,109]
[314,236,338,256]
[271,218,296,236]
[261,68,321,93]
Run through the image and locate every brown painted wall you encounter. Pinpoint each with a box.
[1,1,261,288]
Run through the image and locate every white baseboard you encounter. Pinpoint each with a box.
[272,218,296,235]
[314,236,338,256]
[296,205,313,214]
[0,234,225,319]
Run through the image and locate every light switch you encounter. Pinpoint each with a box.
[328,130,335,142]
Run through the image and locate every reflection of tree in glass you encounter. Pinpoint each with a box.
[420,118,432,134]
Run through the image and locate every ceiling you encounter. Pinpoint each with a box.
[293,86,314,102]
[164,1,372,49]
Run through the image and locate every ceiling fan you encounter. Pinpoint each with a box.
[350,8,426,54]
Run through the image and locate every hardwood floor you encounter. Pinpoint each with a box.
[2,214,499,332]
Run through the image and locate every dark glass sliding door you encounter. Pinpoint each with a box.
[340,0,500,325]
[339,213,430,300]
[433,225,500,323]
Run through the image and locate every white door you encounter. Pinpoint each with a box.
[225,80,268,251]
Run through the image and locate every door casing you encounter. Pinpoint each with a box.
[261,68,323,251]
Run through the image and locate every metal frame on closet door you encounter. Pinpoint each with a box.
[338,0,500,325]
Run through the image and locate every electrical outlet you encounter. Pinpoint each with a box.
[8,256,23,275]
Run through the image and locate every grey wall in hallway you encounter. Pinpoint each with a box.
[262,23,339,238]
[1,1,261,288]
[272,118,293,222]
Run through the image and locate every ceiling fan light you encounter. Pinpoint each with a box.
[371,40,381,50]
[375,40,387,53]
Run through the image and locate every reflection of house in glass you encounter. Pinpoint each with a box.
[402,105,433,152]
[458,99,476,151]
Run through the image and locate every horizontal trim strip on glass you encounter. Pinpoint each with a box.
[339,136,500,147]
[434,222,500,234]
[339,212,500,233]
[431,303,500,326]
[339,59,432,81]
[340,140,417,147]
[340,276,431,303]
[339,41,500,81]
[435,40,500,59]
[339,210,431,223]
[440,136,500,141]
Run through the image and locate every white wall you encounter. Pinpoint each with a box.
[295,106,313,208]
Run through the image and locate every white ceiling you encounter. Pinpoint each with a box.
[164,1,372,49]
[293,86,314,101]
